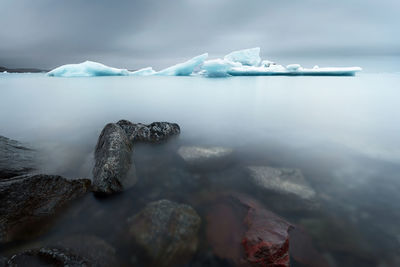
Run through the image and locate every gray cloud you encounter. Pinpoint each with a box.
[0,0,399,69]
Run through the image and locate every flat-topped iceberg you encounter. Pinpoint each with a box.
[47,61,131,77]
[227,65,362,76]
[47,47,361,77]
[155,53,208,76]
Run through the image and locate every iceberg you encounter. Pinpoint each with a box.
[47,61,130,77]
[155,53,208,76]
[130,67,156,76]
[201,59,239,77]
[47,47,362,78]
[228,65,362,76]
[224,47,261,66]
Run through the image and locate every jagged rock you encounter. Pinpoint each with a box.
[0,174,91,243]
[127,199,201,266]
[0,136,36,179]
[206,194,292,267]
[92,123,136,194]
[247,166,316,200]
[177,146,234,171]
[117,120,180,143]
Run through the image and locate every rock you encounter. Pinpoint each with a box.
[0,136,36,179]
[7,247,88,267]
[177,146,234,172]
[55,235,119,267]
[6,235,118,267]
[92,123,136,194]
[127,199,201,266]
[206,194,292,267]
[0,174,91,243]
[247,166,316,200]
[117,120,180,143]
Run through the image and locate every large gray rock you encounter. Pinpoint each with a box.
[117,120,180,143]
[177,146,234,171]
[247,166,316,200]
[0,174,91,243]
[92,123,136,194]
[127,199,201,266]
[0,136,36,179]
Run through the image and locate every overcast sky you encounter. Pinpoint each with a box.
[0,0,399,69]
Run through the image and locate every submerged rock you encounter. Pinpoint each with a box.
[6,235,118,266]
[0,174,91,243]
[247,166,316,200]
[0,136,36,179]
[206,194,292,267]
[117,120,180,143]
[92,123,136,195]
[7,247,88,266]
[177,146,234,171]
[127,199,201,266]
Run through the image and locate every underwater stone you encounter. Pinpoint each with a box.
[127,199,201,266]
[0,174,91,243]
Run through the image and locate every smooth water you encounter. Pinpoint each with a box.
[1,57,400,266]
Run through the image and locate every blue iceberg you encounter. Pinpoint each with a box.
[224,47,261,66]
[47,47,362,77]
[130,67,156,76]
[201,59,239,77]
[155,53,208,76]
[47,61,130,77]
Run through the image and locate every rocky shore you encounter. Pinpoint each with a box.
[0,119,333,267]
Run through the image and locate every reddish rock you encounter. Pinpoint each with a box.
[206,194,292,267]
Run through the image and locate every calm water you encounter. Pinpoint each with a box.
[1,57,400,266]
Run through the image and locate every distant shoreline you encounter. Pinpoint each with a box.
[0,66,47,73]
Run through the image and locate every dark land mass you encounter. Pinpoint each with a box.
[0,66,47,73]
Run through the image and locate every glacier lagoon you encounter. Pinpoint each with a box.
[1,56,400,266]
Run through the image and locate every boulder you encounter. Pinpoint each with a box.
[177,146,234,171]
[206,194,292,267]
[92,123,136,194]
[247,166,316,200]
[0,136,36,179]
[0,174,91,243]
[117,120,180,143]
[127,199,201,266]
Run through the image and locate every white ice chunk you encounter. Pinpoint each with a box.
[47,61,130,77]
[129,67,156,76]
[286,64,302,71]
[224,47,261,66]
[201,59,240,77]
[155,53,208,76]
[228,65,362,76]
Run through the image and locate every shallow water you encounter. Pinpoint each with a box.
[1,57,400,266]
